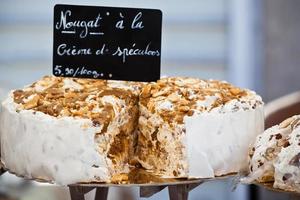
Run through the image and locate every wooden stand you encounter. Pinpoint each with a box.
[68,182,202,200]
[69,186,109,200]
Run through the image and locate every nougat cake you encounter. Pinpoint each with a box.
[0,76,140,185]
[0,76,265,185]
[247,115,300,192]
[136,77,264,178]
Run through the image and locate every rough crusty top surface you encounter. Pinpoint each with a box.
[12,76,263,126]
[12,76,141,131]
[139,77,263,124]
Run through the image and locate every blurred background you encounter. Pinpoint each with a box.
[0,0,300,199]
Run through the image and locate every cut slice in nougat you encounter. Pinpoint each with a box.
[136,77,264,178]
[248,115,300,192]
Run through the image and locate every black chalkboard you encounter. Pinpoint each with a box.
[53,4,162,82]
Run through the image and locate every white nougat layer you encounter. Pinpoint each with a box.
[0,94,109,185]
[185,106,264,178]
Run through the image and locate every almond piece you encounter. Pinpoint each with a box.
[140,85,152,98]
[178,106,189,112]
[229,88,241,96]
[279,117,294,128]
[168,93,180,102]
[22,94,40,109]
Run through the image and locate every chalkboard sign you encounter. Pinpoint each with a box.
[53,4,162,82]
